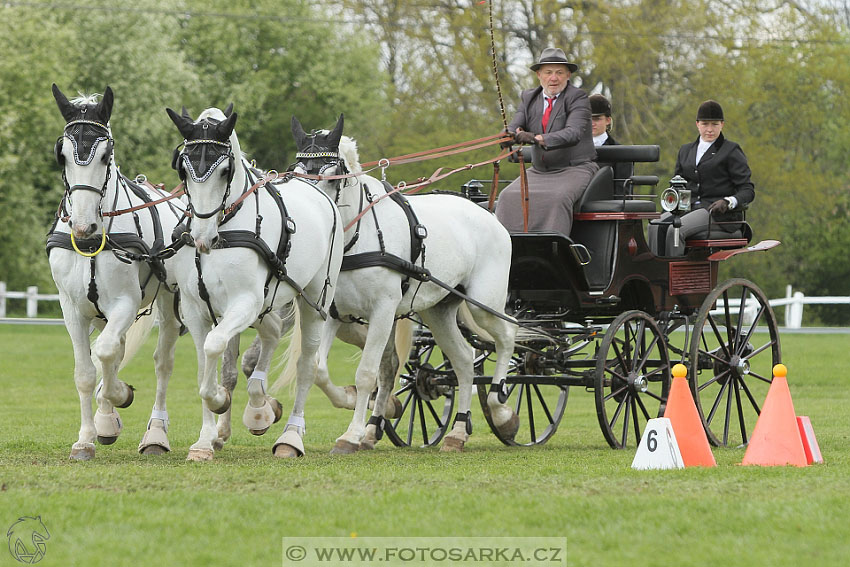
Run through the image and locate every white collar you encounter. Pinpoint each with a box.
[593,132,609,147]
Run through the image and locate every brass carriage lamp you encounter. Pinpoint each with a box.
[660,175,691,212]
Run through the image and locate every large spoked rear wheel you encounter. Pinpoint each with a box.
[384,328,455,448]
[595,310,671,449]
[689,278,781,447]
[476,348,569,447]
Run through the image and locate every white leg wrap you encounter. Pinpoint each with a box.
[285,414,306,436]
[147,409,170,433]
[94,408,123,438]
[247,371,267,396]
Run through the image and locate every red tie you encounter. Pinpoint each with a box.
[542,97,554,132]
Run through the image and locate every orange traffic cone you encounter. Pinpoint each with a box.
[662,364,716,467]
[741,364,808,467]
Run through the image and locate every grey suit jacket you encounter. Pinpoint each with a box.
[508,84,596,172]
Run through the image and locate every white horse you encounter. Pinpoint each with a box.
[288,115,518,453]
[49,84,185,460]
[166,105,343,461]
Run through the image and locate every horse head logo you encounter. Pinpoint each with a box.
[7,516,50,564]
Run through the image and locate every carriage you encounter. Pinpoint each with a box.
[382,144,781,451]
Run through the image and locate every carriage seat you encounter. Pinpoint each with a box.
[576,166,657,214]
[685,222,753,248]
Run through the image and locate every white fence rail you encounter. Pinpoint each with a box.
[0,281,847,327]
[0,282,61,318]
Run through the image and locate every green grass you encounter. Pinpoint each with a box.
[1,325,849,566]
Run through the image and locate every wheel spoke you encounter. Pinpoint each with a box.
[608,394,627,431]
[514,383,525,415]
[612,341,630,376]
[738,305,765,356]
[417,398,428,446]
[632,396,641,445]
[705,376,731,426]
[393,388,415,429]
[707,314,733,360]
[526,381,536,442]
[620,394,632,447]
[532,383,556,425]
[738,376,762,415]
[734,287,747,351]
[635,392,652,420]
[733,375,748,445]
[406,395,417,446]
[722,374,734,446]
[424,399,444,428]
[642,389,664,402]
[697,367,732,392]
[604,383,628,403]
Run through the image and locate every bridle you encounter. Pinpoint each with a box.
[172,121,236,220]
[293,134,349,201]
[55,115,114,201]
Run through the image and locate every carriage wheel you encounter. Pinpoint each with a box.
[595,310,671,449]
[689,278,781,447]
[475,348,570,447]
[384,329,455,448]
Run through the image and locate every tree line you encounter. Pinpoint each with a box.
[1,0,847,323]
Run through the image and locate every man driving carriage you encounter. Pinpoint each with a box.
[495,47,598,235]
[649,99,755,256]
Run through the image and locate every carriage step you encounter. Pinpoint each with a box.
[595,295,621,305]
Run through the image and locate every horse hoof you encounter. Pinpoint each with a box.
[273,444,302,458]
[140,444,168,456]
[212,438,226,451]
[440,436,465,453]
[271,398,283,424]
[359,438,376,451]
[330,439,359,455]
[385,395,403,420]
[186,448,214,462]
[97,435,118,446]
[70,443,95,461]
[495,412,520,441]
[116,384,135,408]
[210,389,232,415]
[250,427,270,436]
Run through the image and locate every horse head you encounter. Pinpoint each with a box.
[52,84,115,239]
[166,104,238,253]
[290,114,348,181]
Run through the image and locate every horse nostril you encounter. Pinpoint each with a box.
[88,223,98,236]
[210,235,220,248]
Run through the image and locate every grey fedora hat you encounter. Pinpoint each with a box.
[530,47,578,72]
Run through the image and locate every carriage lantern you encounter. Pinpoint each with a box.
[461,179,488,204]
[660,175,691,213]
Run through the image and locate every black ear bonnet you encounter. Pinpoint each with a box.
[171,117,234,184]
[291,114,346,177]
[55,120,113,168]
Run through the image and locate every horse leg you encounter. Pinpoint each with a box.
[465,304,520,441]
[313,317,356,409]
[92,301,138,445]
[213,334,241,451]
[64,309,99,460]
[183,313,223,461]
[360,321,399,450]
[272,298,325,458]
[242,313,284,436]
[139,294,180,455]
[330,310,395,454]
[420,303,475,453]
[242,302,295,377]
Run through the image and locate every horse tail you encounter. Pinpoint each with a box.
[270,305,301,393]
[394,318,414,380]
[91,306,158,377]
[457,302,495,343]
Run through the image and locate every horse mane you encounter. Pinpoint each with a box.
[69,93,101,106]
[338,135,362,175]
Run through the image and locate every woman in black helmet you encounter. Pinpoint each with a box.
[650,99,755,256]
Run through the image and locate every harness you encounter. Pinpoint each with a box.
[49,118,171,321]
[173,151,338,326]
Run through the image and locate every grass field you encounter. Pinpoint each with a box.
[1,324,848,567]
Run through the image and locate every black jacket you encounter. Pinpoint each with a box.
[674,133,755,218]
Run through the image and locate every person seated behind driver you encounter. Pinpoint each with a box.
[648,99,755,256]
[495,47,598,236]
[589,93,630,194]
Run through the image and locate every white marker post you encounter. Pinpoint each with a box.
[631,417,684,470]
